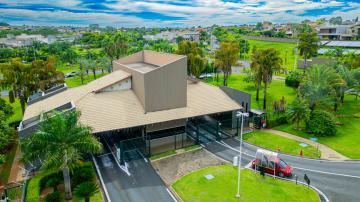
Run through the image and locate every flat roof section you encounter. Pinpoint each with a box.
[126,62,159,73]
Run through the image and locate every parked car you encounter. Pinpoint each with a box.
[65,71,76,78]
[251,149,293,178]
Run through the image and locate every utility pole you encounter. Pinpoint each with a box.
[235,111,249,198]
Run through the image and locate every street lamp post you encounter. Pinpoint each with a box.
[235,111,249,198]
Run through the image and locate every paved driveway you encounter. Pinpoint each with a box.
[94,143,176,202]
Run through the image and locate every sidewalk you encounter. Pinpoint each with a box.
[264,129,349,161]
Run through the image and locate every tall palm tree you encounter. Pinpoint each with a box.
[214,42,239,86]
[286,97,310,128]
[298,32,319,71]
[74,182,99,202]
[299,65,345,110]
[21,110,102,200]
[250,51,262,101]
[251,48,282,110]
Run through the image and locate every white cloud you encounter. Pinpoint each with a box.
[0,0,358,27]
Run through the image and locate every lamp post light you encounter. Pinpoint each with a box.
[235,111,249,198]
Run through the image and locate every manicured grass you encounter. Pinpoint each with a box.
[206,74,296,114]
[247,40,298,71]
[150,150,176,161]
[57,63,80,74]
[275,95,360,159]
[65,73,108,88]
[244,131,320,158]
[172,165,319,202]
[0,140,18,185]
[3,97,23,124]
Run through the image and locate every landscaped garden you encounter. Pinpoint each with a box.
[172,165,319,202]
[26,162,103,202]
[243,131,321,158]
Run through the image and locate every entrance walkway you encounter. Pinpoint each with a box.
[264,129,349,160]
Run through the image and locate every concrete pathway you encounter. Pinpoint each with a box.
[264,129,349,160]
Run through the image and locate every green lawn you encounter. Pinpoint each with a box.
[206,74,296,114]
[3,97,23,124]
[246,40,298,71]
[172,165,319,202]
[275,95,360,159]
[65,73,108,88]
[244,131,320,158]
[150,150,176,161]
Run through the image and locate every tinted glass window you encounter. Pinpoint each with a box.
[279,160,287,168]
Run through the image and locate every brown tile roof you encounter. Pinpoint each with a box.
[23,72,241,133]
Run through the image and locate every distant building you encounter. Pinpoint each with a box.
[143,31,200,43]
[210,35,220,51]
[317,24,355,40]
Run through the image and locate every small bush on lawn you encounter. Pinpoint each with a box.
[45,191,63,202]
[40,172,63,191]
[307,110,337,136]
[72,164,96,188]
[267,115,288,128]
[285,71,302,88]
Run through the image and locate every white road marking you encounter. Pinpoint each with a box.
[217,140,360,179]
[92,155,112,202]
[166,188,178,202]
[97,152,112,157]
[103,138,131,176]
[232,137,360,164]
[293,166,360,179]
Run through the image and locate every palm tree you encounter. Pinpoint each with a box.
[298,32,319,71]
[214,42,239,86]
[74,182,99,202]
[21,110,102,200]
[251,48,282,110]
[299,65,345,110]
[286,97,310,128]
[77,58,88,85]
[250,50,262,101]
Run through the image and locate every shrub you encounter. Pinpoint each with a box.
[72,166,96,188]
[45,191,63,202]
[39,172,63,191]
[306,110,337,136]
[267,116,288,128]
[285,71,302,88]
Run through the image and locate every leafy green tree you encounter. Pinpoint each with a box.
[251,48,282,110]
[299,65,345,110]
[77,58,88,85]
[286,97,310,128]
[177,41,206,78]
[298,32,319,71]
[21,110,102,200]
[214,42,239,86]
[74,182,99,202]
[61,48,78,64]
[329,16,342,25]
[239,39,250,59]
[0,98,14,165]
[306,110,337,136]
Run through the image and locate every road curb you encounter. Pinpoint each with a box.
[247,167,329,202]
[92,155,111,202]
[236,138,360,163]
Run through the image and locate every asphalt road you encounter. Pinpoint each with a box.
[204,136,360,202]
[93,140,175,202]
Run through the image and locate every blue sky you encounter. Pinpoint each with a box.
[0,0,359,27]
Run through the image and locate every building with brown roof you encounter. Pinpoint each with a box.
[19,50,248,161]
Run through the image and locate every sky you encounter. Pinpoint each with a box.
[0,0,359,27]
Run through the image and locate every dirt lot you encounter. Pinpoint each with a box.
[151,148,228,185]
